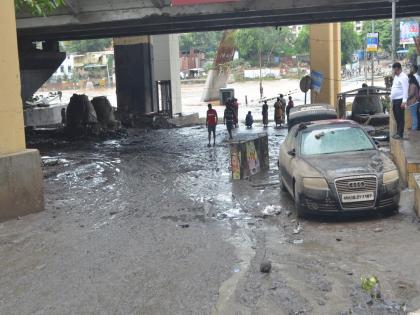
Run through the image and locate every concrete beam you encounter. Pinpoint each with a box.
[64,0,80,16]
[15,0,420,41]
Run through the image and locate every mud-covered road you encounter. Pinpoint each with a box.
[1,125,420,315]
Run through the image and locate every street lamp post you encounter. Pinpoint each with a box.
[391,0,398,62]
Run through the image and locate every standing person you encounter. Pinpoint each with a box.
[232,98,239,128]
[224,103,236,140]
[410,65,420,85]
[274,98,283,127]
[245,111,254,128]
[262,100,269,128]
[390,62,409,139]
[407,74,420,130]
[286,96,294,123]
[279,94,286,124]
[206,104,218,147]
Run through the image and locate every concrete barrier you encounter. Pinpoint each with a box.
[413,174,420,217]
[0,149,44,221]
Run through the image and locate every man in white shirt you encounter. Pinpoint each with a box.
[391,62,409,139]
[411,65,420,85]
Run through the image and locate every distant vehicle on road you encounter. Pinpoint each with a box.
[279,120,400,217]
[288,104,337,130]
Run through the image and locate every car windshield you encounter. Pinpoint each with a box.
[300,126,374,155]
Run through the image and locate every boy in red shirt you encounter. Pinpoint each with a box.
[206,104,218,147]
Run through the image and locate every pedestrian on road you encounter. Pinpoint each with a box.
[206,104,218,147]
[232,98,239,128]
[286,96,294,123]
[391,62,409,139]
[224,103,236,140]
[245,111,254,128]
[262,101,269,128]
[274,97,284,128]
[407,74,420,131]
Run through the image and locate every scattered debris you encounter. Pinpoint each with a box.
[260,205,282,217]
[233,267,240,273]
[109,211,118,216]
[361,276,381,299]
[293,223,303,234]
[178,224,190,228]
[336,238,342,242]
[293,239,304,244]
[260,260,272,273]
[373,227,383,233]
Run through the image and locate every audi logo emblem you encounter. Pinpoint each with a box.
[348,181,366,189]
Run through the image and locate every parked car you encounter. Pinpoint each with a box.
[279,120,400,217]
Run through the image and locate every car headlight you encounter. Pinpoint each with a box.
[302,177,329,190]
[383,170,399,184]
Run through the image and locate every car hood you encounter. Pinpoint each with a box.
[301,150,395,180]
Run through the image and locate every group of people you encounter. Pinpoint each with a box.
[390,63,420,139]
[205,95,295,146]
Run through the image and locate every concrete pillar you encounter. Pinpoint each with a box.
[114,36,156,123]
[310,23,342,106]
[0,0,43,220]
[151,34,182,115]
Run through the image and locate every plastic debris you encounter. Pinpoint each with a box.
[260,260,272,273]
[293,223,303,234]
[293,239,304,244]
[361,276,381,299]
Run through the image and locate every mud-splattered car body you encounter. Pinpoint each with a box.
[279,120,400,217]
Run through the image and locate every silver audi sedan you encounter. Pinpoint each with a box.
[279,119,400,217]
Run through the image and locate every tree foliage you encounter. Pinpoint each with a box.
[234,27,297,66]
[15,0,65,16]
[179,32,223,53]
[341,22,361,65]
[60,39,113,53]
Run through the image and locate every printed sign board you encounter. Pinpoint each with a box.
[310,70,323,93]
[366,32,379,52]
[400,20,419,44]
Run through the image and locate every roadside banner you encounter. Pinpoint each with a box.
[310,70,323,93]
[366,33,379,52]
[400,20,419,44]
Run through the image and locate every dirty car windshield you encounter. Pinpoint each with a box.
[300,126,374,155]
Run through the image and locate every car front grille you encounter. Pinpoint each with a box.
[334,176,377,209]
[304,197,339,211]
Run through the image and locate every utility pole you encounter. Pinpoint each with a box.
[391,0,398,62]
[371,20,375,86]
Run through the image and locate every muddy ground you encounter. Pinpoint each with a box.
[1,124,420,315]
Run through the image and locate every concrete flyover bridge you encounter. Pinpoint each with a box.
[1,0,419,220]
[15,0,420,40]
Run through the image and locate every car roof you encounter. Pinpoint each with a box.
[291,119,360,132]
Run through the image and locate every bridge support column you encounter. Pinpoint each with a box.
[310,23,341,106]
[151,34,182,115]
[0,0,43,221]
[114,36,156,125]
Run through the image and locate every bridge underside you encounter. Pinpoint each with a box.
[16,0,420,41]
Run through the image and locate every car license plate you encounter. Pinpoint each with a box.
[342,191,374,203]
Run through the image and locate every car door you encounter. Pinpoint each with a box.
[280,130,296,191]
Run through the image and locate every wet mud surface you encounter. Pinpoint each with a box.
[1,125,420,314]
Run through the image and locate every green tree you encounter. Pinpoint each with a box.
[294,26,310,55]
[15,0,65,16]
[341,22,361,65]
[179,32,223,53]
[60,39,113,53]
[234,27,295,66]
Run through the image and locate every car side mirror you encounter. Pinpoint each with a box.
[288,149,296,157]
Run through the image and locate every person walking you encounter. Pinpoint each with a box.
[224,103,236,140]
[391,62,409,139]
[206,104,218,147]
[245,111,254,128]
[262,100,269,128]
[274,97,283,128]
[286,96,294,123]
[407,74,420,131]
